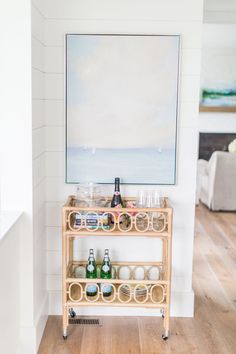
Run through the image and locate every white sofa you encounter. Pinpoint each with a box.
[197,151,236,211]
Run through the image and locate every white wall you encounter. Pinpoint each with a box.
[199,113,236,133]
[31,0,48,349]
[199,24,236,134]
[43,0,203,317]
[204,0,236,23]
[0,217,24,354]
[0,0,36,353]
[0,0,48,352]
[0,3,32,212]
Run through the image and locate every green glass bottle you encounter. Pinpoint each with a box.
[86,249,97,296]
[101,249,112,297]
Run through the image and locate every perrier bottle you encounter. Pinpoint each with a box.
[86,249,97,296]
[101,249,112,297]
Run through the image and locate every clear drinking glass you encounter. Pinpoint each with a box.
[152,190,162,231]
[145,193,153,208]
[136,190,162,231]
[152,190,161,207]
[136,190,148,231]
[76,182,102,206]
[136,190,146,208]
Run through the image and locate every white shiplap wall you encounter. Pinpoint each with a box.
[43,0,203,316]
[204,0,236,23]
[31,1,48,349]
[0,0,47,351]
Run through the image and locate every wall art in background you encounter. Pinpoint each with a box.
[200,39,236,112]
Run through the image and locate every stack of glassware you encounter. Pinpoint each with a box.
[76,182,108,207]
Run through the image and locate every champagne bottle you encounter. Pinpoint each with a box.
[111,177,123,224]
[100,249,112,297]
[111,177,123,207]
[86,249,97,296]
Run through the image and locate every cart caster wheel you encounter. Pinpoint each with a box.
[63,335,67,340]
[162,334,168,341]
[69,308,76,318]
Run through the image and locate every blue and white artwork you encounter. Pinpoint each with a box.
[66,34,180,184]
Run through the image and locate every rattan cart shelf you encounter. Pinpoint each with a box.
[62,195,173,340]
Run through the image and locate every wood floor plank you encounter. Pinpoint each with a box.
[79,317,112,354]
[215,213,236,250]
[37,316,84,354]
[138,317,171,354]
[196,207,232,251]
[38,203,236,354]
[110,317,141,354]
[206,254,236,309]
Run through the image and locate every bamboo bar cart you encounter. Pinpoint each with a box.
[62,195,173,340]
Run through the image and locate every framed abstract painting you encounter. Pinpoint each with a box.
[66,34,180,184]
[200,27,236,113]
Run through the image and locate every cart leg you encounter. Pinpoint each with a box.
[162,307,169,340]
[162,329,169,340]
[62,306,68,339]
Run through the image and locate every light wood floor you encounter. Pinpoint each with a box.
[38,204,236,354]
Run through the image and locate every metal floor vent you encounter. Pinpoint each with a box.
[69,318,102,326]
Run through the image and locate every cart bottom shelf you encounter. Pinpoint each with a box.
[67,281,167,307]
[65,300,168,308]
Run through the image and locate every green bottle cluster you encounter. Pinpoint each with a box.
[86,249,112,297]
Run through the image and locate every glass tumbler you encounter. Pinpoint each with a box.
[136,190,148,231]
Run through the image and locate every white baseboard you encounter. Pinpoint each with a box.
[16,294,49,354]
[17,327,36,354]
[171,290,194,317]
[49,289,194,317]
[35,293,49,351]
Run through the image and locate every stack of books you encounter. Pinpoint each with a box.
[74,212,110,229]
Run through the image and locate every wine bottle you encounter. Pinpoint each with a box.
[100,249,112,297]
[111,177,123,207]
[86,249,97,296]
[111,177,123,224]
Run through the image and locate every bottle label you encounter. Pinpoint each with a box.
[86,283,97,294]
[87,264,94,272]
[102,264,110,272]
[101,283,112,294]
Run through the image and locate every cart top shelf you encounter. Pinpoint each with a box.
[63,195,172,237]
[63,195,172,213]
